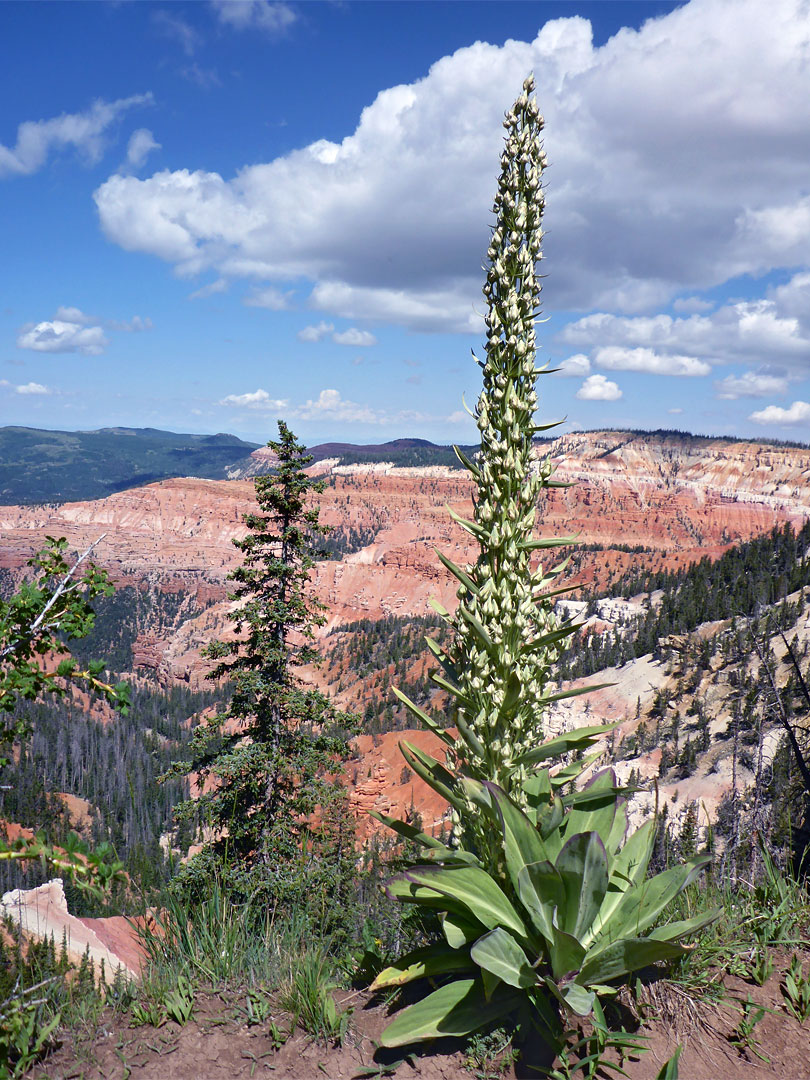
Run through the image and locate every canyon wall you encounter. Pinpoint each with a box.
[0,431,807,684]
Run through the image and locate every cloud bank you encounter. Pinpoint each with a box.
[93,0,810,335]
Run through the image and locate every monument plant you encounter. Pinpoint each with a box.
[371,78,719,1049]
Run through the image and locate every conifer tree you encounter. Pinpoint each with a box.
[171,421,353,907]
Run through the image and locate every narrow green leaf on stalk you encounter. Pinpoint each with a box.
[453,444,481,479]
[453,711,488,761]
[523,623,583,654]
[499,670,522,717]
[563,781,629,812]
[457,605,495,651]
[428,597,450,618]
[424,636,456,676]
[446,506,489,541]
[470,927,538,989]
[429,672,471,707]
[516,721,620,767]
[533,582,582,601]
[371,944,475,990]
[399,741,464,810]
[523,769,552,804]
[551,752,603,788]
[537,683,615,706]
[391,688,455,746]
[380,979,521,1047]
[435,548,480,597]
[519,535,579,552]
[367,809,446,850]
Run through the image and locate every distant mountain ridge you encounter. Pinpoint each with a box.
[0,427,485,502]
[0,426,261,504]
[2,424,808,505]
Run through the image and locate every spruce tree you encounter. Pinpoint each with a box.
[170,421,353,909]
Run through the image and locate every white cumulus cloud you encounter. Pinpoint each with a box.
[15,382,54,396]
[560,274,810,373]
[576,374,622,401]
[53,306,94,324]
[297,321,334,343]
[292,389,381,424]
[594,346,710,377]
[749,400,810,426]
[17,319,108,356]
[15,307,151,355]
[715,370,789,400]
[1,94,152,178]
[218,389,289,410]
[93,0,810,331]
[189,278,228,300]
[332,328,377,347]
[553,353,590,377]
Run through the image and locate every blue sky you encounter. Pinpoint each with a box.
[1,0,808,446]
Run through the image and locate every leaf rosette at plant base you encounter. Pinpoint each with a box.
[373,765,720,1046]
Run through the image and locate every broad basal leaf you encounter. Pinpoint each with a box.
[561,770,619,849]
[578,937,690,987]
[470,927,538,989]
[371,944,475,990]
[484,782,550,894]
[380,978,521,1047]
[403,864,528,939]
[443,911,483,949]
[594,855,710,946]
[555,832,609,941]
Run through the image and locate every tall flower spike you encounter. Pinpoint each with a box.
[431,77,576,861]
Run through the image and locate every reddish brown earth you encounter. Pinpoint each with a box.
[347,728,456,841]
[30,949,810,1080]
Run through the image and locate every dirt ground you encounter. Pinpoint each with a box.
[32,953,810,1080]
